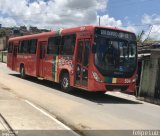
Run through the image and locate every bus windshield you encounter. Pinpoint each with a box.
[94,36,137,77]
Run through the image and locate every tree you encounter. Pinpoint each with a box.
[0,29,6,37]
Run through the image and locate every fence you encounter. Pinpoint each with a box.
[0,51,7,63]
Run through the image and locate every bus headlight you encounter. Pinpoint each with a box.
[92,72,103,82]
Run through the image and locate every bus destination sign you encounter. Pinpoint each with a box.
[95,28,136,40]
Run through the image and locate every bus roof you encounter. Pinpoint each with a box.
[9,25,135,42]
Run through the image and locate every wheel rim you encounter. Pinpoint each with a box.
[62,77,69,88]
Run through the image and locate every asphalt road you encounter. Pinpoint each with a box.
[0,62,160,136]
[0,83,79,136]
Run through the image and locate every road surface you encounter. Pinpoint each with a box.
[0,62,160,136]
[0,82,79,136]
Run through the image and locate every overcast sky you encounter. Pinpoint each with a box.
[0,0,160,39]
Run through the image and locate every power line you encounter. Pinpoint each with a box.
[122,22,160,28]
[122,24,151,27]
[151,26,160,33]
[143,25,153,42]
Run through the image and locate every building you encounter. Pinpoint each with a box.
[138,49,160,104]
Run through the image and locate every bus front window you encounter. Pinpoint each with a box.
[94,36,137,78]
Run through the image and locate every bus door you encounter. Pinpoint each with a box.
[75,39,91,88]
[39,41,47,77]
[12,45,18,70]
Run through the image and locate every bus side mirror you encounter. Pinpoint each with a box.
[92,43,96,54]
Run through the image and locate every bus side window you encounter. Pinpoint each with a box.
[83,41,90,67]
[30,39,37,54]
[61,34,76,55]
[48,36,60,55]
[19,40,29,54]
[19,41,23,53]
[8,42,13,53]
[77,41,83,63]
[23,40,29,53]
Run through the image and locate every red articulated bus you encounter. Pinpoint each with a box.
[7,25,137,93]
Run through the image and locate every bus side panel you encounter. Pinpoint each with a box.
[36,43,40,77]
[15,54,36,77]
[16,55,25,73]
[26,54,37,76]
[58,55,74,85]
[7,53,13,70]
[43,55,54,81]
[14,57,19,72]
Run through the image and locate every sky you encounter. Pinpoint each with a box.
[0,0,160,40]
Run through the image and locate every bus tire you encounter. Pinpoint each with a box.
[20,66,26,79]
[60,73,72,93]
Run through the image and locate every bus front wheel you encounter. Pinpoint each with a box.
[60,73,72,93]
[20,66,26,79]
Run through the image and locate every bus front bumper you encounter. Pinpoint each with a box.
[88,79,136,93]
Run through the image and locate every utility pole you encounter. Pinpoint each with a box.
[99,16,101,26]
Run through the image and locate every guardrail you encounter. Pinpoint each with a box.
[0,51,7,63]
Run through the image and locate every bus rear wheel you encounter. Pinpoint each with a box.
[20,66,26,79]
[60,73,72,93]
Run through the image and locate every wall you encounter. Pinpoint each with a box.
[138,49,160,104]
